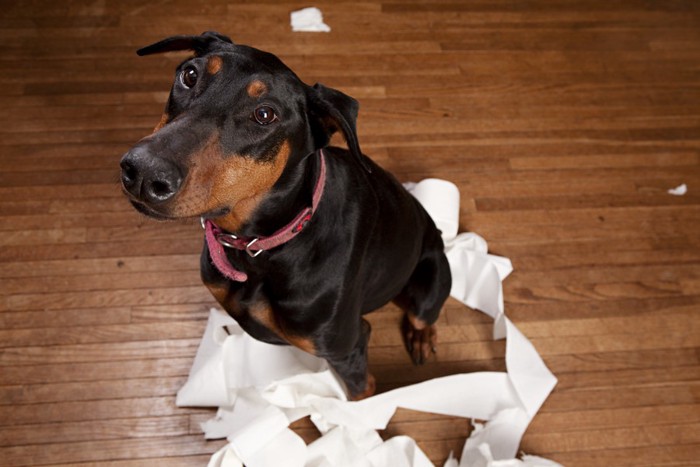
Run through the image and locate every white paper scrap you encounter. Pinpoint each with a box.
[668,183,687,196]
[291,7,331,32]
[178,178,559,466]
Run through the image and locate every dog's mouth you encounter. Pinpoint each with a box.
[128,199,230,222]
[199,206,231,220]
[128,200,173,220]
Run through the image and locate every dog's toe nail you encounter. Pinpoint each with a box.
[412,351,421,365]
[415,349,425,364]
[419,344,428,359]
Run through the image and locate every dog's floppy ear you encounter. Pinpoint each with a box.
[307,83,371,173]
[137,31,233,57]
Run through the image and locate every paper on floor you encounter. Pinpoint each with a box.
[668,183,687,196]
[291,7,331,32]
[177,178,559,466]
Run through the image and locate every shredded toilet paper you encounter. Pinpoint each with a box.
[291,7,331,33]
[668,183,687,196]
[177,178,559,466]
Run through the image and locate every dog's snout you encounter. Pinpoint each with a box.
[120,150,182,204]
[119,156,140,192]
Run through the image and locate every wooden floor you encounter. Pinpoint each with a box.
[1,1,699,465]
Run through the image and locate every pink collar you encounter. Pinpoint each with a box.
[203,149,327,282]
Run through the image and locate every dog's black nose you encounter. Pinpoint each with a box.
[120,150,182,204]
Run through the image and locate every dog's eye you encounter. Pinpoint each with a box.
[180,66,198,89]
[253,105,277,125]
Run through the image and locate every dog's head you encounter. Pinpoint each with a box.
[120,31,365,229]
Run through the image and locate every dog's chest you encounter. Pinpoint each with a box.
[228,293,317,355]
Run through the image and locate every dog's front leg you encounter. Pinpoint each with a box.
[323,319,375,400]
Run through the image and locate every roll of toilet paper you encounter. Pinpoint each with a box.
[177,178,559,467]
[405,179,460,242]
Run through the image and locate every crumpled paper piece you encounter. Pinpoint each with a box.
[177,178,559,467]
[291,7,331,32]
[667,183,687,196]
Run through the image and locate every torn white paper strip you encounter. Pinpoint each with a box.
[668,183,687,196]
[177,178,559,467]
[291,7,331,32]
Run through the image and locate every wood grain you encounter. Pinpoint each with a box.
[1,1,699,465]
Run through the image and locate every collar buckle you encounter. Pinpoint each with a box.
[216,232,239,249]
[210,226,263,258]
[245,238,263,257]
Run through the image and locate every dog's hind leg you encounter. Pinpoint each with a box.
[394,235,452,365]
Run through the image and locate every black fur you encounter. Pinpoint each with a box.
[120,32,452,398]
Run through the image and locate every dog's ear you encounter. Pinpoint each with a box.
[137,31,233,57]
[306,83,371,173]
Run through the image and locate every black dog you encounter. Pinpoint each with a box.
[120,32,451,399]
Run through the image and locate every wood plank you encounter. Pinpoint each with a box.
[0,286,213,312]
[1,357,195,385]
[0,321,207,349]
[0,415,191,446]
[1,1,699,465]
[0,376,187,406]
[529,404,700,434]
[549,445,700,466]
[0,396,199,426]
[50,456,214,467]
[523,422,700,454]
[0,435,225,467]
[0,339,201,366]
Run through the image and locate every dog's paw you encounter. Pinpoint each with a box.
[350,373,376,401]
[402,314,437,365]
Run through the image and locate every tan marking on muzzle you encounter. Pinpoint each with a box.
[152,113,168,133]
[168,136,291,232]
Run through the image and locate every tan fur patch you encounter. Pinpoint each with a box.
[250,301,316,354]
[204,281,229,306]
[288,335,316,354]
[351,373,376,401]
[169,137,290,232]
[153,113,168,133]
[207,55,223,75]
[407,313,427,330]
[247,80,267,98]
[212,139,290,232]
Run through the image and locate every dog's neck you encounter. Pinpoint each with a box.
[201,149,327,282]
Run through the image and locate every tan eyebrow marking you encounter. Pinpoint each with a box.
[207,55,223,74]
[247,80,268,98]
